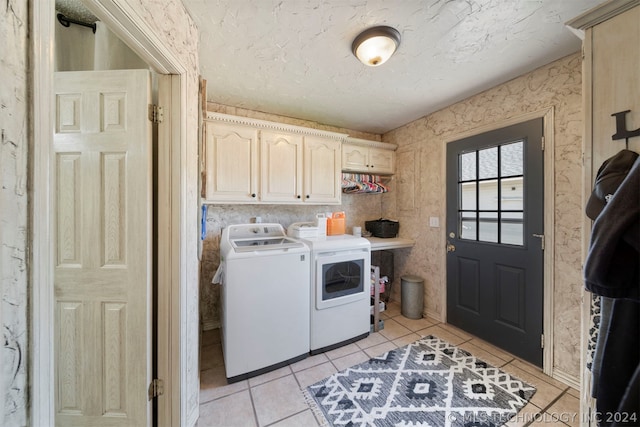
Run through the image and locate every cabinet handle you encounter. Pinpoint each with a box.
[297,195,301,199]
[306,195,310,199]
[251,193,256,198]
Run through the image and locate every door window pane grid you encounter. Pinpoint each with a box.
[458,141,524,245]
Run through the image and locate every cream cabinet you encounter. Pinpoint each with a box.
[203,112,346,204]
[342,138,396,175]
[260,130,303,203]
[203,120,259,202]
[260,131,342,204]
[303,136,342,204]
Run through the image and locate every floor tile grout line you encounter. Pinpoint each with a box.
[247,382,261,427]
[505,360,571,391]
[293,366,331,426]
[262,407,315,427]
[520,387,572,427]
[461,340,515,366]
[200,385,249,405]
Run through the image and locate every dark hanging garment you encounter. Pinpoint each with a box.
[584,156,640,300]
[594,299,639,426]
[612,363,640,427]
[585,152,640,427]
[585,149,638,221]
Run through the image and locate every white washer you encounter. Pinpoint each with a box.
[220,223,310,382]
[293,233,371,354]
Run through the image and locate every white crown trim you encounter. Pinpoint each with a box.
[205,112,348,140]
[566,0,640,30]
[345,137,398,151]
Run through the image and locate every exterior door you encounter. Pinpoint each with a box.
[54,70,152,426]
[446,118,544,366]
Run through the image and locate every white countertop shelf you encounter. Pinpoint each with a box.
[365,237,415,251]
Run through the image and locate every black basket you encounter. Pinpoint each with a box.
[365,219,399,238]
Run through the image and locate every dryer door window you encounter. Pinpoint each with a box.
[322,259,364,300]
[315,249,368,310]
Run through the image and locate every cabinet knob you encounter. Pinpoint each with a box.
[296,195,301,199]
[251,193,256,198]
[306,195,310,199]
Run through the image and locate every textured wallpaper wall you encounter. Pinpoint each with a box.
[1,0,29,424]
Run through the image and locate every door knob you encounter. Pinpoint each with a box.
[446,240,456,253]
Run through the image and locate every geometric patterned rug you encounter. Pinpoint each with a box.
[304,335,536,427]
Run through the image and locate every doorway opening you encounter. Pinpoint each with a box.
[32,1,193,425]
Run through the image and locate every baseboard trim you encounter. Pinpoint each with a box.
[425,309,444,323]
[553,368,580,390]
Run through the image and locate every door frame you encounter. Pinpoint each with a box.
[31,1,189,425]
[441,108,555,377]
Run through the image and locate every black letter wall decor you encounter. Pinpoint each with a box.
[611,110,640,148]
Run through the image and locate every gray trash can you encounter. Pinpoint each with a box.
[401,275,424,319]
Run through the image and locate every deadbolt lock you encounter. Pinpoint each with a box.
[449,232,456,238]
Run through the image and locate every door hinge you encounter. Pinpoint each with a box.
[541,136,545,151]
[532,233,545,250]
[148,378,164,401]
[148,104,164,124]
[541,334,545,349]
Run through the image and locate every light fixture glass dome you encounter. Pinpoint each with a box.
[352,26,401,67]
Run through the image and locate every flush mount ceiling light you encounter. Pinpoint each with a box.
[351,26,401,67]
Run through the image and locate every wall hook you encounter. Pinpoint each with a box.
[611,110,640,149]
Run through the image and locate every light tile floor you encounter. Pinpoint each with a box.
[198,301,579,427]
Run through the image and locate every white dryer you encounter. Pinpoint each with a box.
[219,223,310,382]
[292,233,371,354]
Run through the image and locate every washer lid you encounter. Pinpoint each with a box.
[231,236,304,252]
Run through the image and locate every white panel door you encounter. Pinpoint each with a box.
[54,70,152,426]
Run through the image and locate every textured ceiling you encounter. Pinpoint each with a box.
[184,0,603,134]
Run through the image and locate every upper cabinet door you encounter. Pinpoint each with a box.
[342,143,395,174]
[369,147,395,175]
[204,121,259,202]
[304,136,341,204]
[261,130,304,203]
[342,144,369,172]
